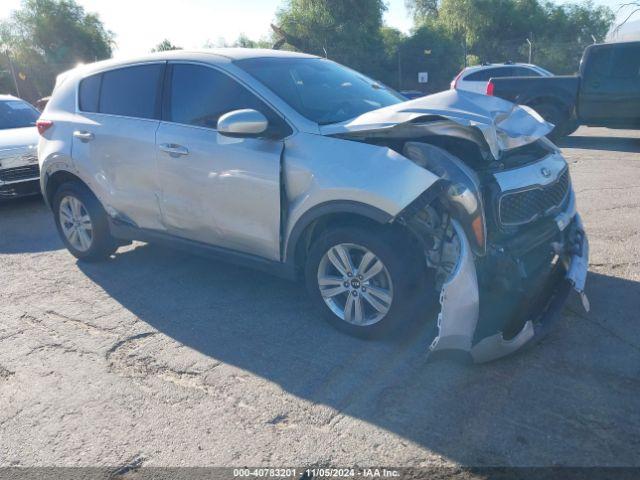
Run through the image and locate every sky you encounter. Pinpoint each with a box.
[0,0,635,58]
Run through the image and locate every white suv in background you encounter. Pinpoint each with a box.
[451,63,553,94]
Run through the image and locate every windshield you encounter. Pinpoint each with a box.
[0,100,40,130]
[236,57,405,125]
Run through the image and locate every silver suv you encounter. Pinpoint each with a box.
[38,49,589,362]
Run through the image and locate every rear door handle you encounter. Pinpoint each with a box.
[159,143,189,157]
[73,130,94,142]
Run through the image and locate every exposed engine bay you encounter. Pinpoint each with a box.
[328,93,590,362]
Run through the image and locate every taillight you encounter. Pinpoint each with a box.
[36,119,53,135]
[450,70,463,90]
[486,80,495,96]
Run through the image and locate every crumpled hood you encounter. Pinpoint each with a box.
[320,89,554,160]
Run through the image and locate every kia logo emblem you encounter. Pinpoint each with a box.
[541,167,551,178]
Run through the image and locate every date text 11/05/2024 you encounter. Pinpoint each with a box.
[233,468,401,478]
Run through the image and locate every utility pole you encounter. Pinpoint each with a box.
[397,49,402,90]
[462,36,467,67]
[526,38,532,64]
[5,50,21,98]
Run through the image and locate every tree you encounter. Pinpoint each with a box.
[152,39,181,52]
[0,0,113,100]
[534,1,614,73]
[231,33,272,49]
[405,0,439,21]
[273,0,387,74]
[396,22,461,91]
[433,0,613,73]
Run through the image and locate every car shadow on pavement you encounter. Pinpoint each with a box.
[77,243,640,466]
[558,135,640,154]
[0,195,65,254]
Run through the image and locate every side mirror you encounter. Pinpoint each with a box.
[217,109,268,137]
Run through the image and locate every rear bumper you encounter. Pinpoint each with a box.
[428,212,589,363]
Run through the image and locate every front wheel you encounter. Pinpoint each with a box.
[304,226,424,338]
[53,181,117,262]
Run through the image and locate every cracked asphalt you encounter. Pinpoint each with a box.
[0,127,639,468]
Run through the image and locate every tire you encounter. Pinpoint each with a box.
[304,225,425,338]
[53,181,117,262]
[563,120,580,137]
[532,103,569,141]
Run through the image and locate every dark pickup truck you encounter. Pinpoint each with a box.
[487,41,640,138]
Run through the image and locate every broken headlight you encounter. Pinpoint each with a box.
[403,142,487,255]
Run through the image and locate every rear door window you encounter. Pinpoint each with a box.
[512,67,541,76]
[464,69,493,81]
[489,67,516,78]
[98,64,164,119]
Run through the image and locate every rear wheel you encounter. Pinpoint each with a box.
[53,181,117,261]
[531,103,569,141]
[563,119,580,137]
[304,226,425,338]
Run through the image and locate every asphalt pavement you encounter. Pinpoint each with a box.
[0,126,639,468]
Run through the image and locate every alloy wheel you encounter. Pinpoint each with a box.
[59,195,93,252]
[317,243,394,326]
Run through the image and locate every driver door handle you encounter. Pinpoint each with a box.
[159,143,189,157]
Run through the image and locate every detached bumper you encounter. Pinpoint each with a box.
[428,214,589,363]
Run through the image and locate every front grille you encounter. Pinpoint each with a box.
[499,168,570,226]
[0,164,40,183]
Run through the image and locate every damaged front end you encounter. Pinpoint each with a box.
[330,90,589,362]
[398,142,589,363]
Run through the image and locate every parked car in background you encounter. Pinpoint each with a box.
[38,49,588,362]
[0,95,41,199]
[400,90,425,100]
[451,62,553,94]
[487,41,640,138]
[36,96,51,112]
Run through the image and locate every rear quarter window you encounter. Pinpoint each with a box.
[78,74,101,112]
[465,67,514,81]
